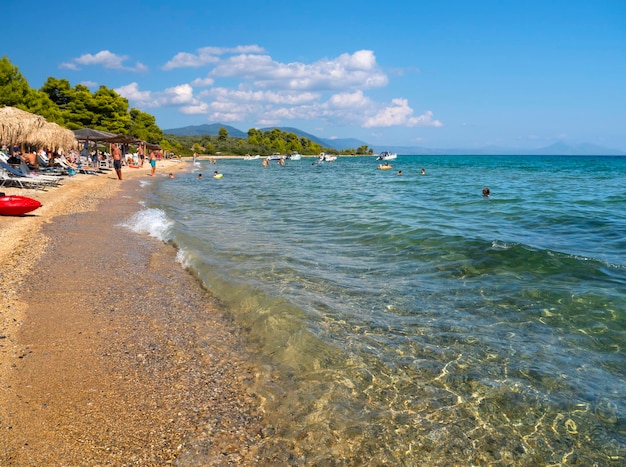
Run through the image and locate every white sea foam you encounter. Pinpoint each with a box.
[119,208,173,241]
[175,247,192,268]
[491,240,510,249]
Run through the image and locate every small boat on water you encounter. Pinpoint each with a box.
[266,153,283,161]
[244,154,260,160]
[287,152,302,161]
[0,193,42,216]
[376,151,397,161]
[318,152,337,162]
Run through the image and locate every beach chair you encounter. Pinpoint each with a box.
[0,166,50,190]
[99,156,112,170]
[19,161,64,186]
[56,156,102,175]
[36,152,49,167]
[0,161,59,189]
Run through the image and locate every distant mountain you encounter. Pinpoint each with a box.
[323,137,370,150]
[165,123,247,138]
[164,124,625,156]
[164,123,368,150]
[258,126,329,148]
[383,142,626,156]
[525,142,626,156]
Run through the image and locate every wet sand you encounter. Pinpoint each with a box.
[0,162,271,465]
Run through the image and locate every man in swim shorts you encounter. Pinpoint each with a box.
[149,150,157,176]
[138,143,145,166]
[112,144,122,180]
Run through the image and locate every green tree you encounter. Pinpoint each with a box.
[91,86,131,134]
[165,138,186,155]
[41,77,73,108]
[247,128,261,146]
[129,108,163,143]
[61,84,97,130]
[24,88,63,123]
[0,56,30,108]
[218,127,229,141]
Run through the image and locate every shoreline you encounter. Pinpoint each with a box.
[0,160,268,464]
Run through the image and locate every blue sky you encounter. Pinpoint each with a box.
[4,0,625,150]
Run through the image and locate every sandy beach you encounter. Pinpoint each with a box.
[0,161,269,465]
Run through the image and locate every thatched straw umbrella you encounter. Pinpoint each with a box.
[0,106,47,147]
[30,121,77,151]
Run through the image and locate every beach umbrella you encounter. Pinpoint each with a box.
[29,122,77,151]
[0,106,47,146]
[74,128,133,155]
[73,128,120,142]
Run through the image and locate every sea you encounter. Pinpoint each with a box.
[123,155,625,465]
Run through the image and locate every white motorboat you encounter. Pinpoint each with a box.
[376,151,397,161]
[318,152,337,162]
[244,154,260,160]
[287,152,302,161]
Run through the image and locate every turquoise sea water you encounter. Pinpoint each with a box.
[126,155,625,465]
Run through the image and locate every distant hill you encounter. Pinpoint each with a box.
[382,142,626,156]
[258,126,329,148]
[526,142,626,156]
[165,123,247,138]
[164,123,368,150]
[164,124,625,155]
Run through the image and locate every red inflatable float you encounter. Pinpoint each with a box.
[0,193,42,216]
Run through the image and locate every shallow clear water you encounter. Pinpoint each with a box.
[127,155,625,465]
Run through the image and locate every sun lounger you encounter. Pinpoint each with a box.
[19,161,65,185]
[1,160,60,184]
[0,161,63,189]
[0,167,50,190]
[56,156,103,175]
[36,152,49,167]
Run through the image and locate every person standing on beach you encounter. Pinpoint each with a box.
[149,150,157,176]
[112,144,122,180]
[138,143,145,167]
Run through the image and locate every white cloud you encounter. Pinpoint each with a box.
[59,62,79,70]
[180,103,210,115]
[117,82,209,114]
[61,50,147,72]
[115,82,156,106]
[76,50,127,68]
[328,90,370,109]
[363,99,443,128]
[162,45,265,70]
[206,87,319,105]
[163,84,195,105]
[190,77,215,87]
[114,46,443,133]
[210,49,387,92]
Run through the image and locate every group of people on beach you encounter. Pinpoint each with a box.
[109,143,161,180]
